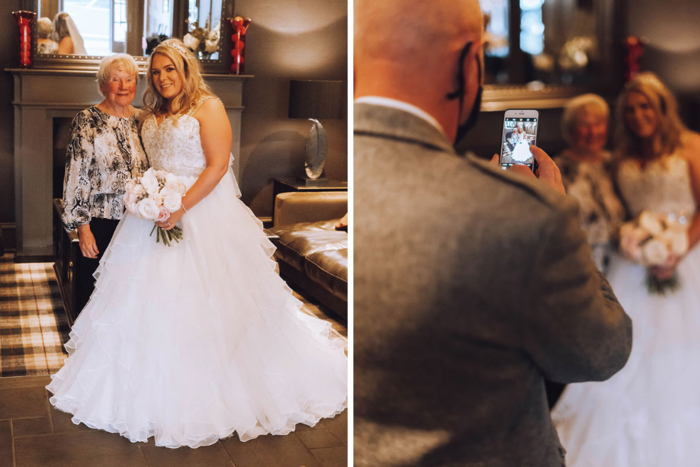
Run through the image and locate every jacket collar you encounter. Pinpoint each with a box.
[354,102,455,155]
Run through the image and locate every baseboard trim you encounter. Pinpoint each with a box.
[0,223,16,253]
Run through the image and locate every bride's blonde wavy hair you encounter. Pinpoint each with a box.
[142,38,214,119]
[614,72,687,161]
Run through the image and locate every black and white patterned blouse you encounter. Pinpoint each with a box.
[554,150,625,272]
[62,106,149,231]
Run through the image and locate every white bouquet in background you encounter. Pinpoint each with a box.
[619,210,689,294]
[124,168,190,246]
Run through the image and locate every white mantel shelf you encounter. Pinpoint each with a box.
[8,68,251,261]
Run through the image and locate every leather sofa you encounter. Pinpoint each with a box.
[268,191,348,320]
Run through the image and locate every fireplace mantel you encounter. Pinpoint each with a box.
[8,68,250,261]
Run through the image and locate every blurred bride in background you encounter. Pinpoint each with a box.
[53,12,86,55]
[553,72,700,466]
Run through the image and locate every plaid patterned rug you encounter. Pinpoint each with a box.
[0,253,70,377]
[0,253,345,378]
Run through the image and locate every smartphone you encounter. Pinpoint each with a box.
[499,109,540,172]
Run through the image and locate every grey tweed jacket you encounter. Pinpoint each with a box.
[353,103,633,467]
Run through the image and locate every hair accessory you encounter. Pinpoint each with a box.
[160,41,191,57]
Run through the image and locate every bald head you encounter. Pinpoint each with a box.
[355,0,483,68]
[354,0,484,142]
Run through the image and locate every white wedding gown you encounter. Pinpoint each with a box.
[511,139,532,163]
[47,99,348,448]
[552,153,700,466]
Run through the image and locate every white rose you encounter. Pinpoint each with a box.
[141,169,160,196]
[132,183,146,196]
[163,193,182,212]
[639,211,663,236]
[164,174,188,194]
[150,192,165,207]
[663,228,689,256]
[126,202,139,216]
[641,239,670,266]
[619,223,648,262]
[137,198,160,221]
[183,33,200,51]
[123,190,139,207]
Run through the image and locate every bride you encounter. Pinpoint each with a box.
[47,39,347,449]
[511,125,532,163]
[552,73,700,466]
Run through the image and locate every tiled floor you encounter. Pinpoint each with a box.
[0,252,348,466]
[0,375,347,467]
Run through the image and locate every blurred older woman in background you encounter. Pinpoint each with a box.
[62,54,149,313]
[554,93,625,273]
[37,17,58,54]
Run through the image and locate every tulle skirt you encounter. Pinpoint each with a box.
[47,173,348,448]
[552,247,700,466]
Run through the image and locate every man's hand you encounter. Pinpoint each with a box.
[77,224,99,259]
[490,146,565,195]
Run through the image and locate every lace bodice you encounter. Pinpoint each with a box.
[140,97,216,178]
[617,153,696,219]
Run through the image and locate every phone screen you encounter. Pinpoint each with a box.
[500,116,538,170]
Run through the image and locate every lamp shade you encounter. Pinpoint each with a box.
[289,80,345,120]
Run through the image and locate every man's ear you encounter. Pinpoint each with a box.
[462,40,484,92]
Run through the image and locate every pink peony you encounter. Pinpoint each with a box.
[156,207,171,223]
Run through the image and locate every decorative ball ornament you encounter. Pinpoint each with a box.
[227,16,251,75]
[12,10,36,68]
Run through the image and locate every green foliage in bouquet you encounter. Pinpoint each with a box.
[645,271,681,296]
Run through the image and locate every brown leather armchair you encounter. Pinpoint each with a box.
[269,192,348,320]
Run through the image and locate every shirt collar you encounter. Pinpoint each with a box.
[354,96,446,136]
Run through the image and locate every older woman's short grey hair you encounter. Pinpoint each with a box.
[562,93,610,146]
[37,18,54,39]
[97,54,140,95]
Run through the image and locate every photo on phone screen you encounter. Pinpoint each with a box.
[500,110,539,171]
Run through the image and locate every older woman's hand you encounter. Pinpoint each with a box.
[156,208,185,231]
[77,224,99,258]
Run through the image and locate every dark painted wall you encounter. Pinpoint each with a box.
[1,0,21,246]
[629,0,700,129]
[235,0,348,216]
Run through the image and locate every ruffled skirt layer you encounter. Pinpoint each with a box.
[552,247,700,466]
[47,174,348,448]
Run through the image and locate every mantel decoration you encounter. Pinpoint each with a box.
[624,36,645,82]
[12,10,36,68]
[289,80,345,185]
[183,22,221,60]
[228,16,251,75]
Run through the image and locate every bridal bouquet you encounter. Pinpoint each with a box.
[619,210,689,295]
[124,168,190,246]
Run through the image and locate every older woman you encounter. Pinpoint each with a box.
[37,17,58,54]
[553,93,625,273]
[62,54,148,313]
